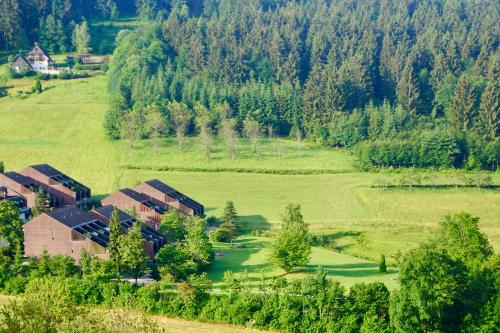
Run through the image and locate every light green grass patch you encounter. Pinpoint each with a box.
[208,236,399,290]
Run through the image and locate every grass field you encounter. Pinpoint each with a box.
[209,236,399,290]
[1,73,499,287]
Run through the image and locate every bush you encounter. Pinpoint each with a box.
[209,228,227,242]
[205,216,220,227]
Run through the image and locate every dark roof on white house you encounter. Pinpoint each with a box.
[12,54,32,68]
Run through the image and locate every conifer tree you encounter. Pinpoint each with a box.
[396,64,420,117]
[379,254,387,273]
[0,161,4,173]
[35,79,42,93]
[448,75,476,132]
[477,82,499,141]
[220,201,238,241]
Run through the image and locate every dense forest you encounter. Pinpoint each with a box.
[0,0,179,52]
[103,0,499,169]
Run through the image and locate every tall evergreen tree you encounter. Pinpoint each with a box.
[476,82,499,141]
[396,64,420,117]
[448,75,476,132]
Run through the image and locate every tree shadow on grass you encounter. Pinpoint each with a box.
[237,215,271,232]
[208,236,272,283]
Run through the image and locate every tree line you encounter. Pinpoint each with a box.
[105,0,499,169]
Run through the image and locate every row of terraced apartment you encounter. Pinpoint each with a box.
[0,164,204,262]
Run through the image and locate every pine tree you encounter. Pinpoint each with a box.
[379,254,387,273]
[448,75,476,132]
[396,64,420,118]
[32,188,51,217]
[477,82,499,141]
[108,209,123,275]
[35,79,42,93]
[220,201,238,241]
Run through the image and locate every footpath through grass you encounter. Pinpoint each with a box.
[1,74,499,278]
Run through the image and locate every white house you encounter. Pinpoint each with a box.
[12,42,59,74]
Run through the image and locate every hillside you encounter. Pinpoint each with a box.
[1,74,498,266]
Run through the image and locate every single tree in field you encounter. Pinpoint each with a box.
[169,101,191,151]
[272,204,311,273]
[195,104,213,159]
[476,82,499,141]
[448,75,476,132]
[219,201,238,241]
[119,221,147,285]
[34,79,42,93]
[145,105,166,151]
[220,118,238,159]
[108,209,123,275]
[120,112,142,150]
[272,138,286,159]
[379,254,387,273]
[32,188,51,217]
[72,20,91,54]
[0,161,4,173]
[243,118,262,155]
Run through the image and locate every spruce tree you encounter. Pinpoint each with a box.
[448,75,476,132]
[477,82,499,141]
[219,201,238,241]
[108,209,123,275]
[396,64,420,117]
[35,79,42,93]
[0,161,4,173]
[379,254,387,273]
[32,188,51,217]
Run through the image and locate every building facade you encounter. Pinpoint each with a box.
[20,164,91,207]
[101,189,167,230]
[134,179,204,217]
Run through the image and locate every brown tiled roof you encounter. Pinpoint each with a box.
[27,42,53,62]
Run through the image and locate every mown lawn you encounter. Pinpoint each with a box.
[208,236,399,290]
[1,74,499,277]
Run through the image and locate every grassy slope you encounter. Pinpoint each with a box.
[1,74,499,286]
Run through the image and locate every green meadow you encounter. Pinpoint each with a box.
[1,73,499,288]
